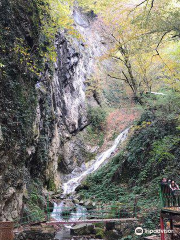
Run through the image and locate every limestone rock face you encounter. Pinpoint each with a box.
[0,3,108,221]
[54,33,88,134]
[45,8,109,186]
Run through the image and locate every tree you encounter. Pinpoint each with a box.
[96,2,155,102]
[78,0,180,98]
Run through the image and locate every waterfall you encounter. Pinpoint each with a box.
[51,201,87,222]
[63,128,130,195]
[51,127,130,230]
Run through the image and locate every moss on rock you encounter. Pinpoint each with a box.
[95,227,105,239]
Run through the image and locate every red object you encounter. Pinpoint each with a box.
[0,222,14,240]
[160,214,165,240]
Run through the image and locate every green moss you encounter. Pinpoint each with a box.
[0,0,56,181]
[20,181,47,224]
[88,107,107,131]
[84,151,96,163]
[94,223,105,228]
[47,178,56,192]
[85,126,105,147]
[95,227,105,239]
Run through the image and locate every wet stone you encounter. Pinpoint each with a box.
[70,223,95,236]
[14,230,56,240]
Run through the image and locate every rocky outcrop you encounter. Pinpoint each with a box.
[46,31,90,185]
[45,9,109,188]
[14,230,56,240]
[70,223,95,236]
[54,33,88,134]
[0,1,108,221]
[0,0,49,221]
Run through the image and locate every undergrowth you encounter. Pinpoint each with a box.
[78,91,180,237]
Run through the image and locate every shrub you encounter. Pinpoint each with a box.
[88,107,107,131]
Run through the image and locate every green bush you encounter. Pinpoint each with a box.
[88,107,107,131]
[47,178,57,192]
[95,227,105,239]
[20,181,47,225]
[85,125,105,147]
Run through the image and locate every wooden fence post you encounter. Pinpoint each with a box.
[0,221,14,240]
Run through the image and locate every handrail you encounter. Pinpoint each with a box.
[160,183,180,208]
[15,195,138,226]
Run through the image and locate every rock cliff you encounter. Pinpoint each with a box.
[0,1,107,221]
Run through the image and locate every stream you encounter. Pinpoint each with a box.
[53,128,130,239]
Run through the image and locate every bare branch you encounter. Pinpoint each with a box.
[112,56,125,63]
[151,31,171,64]
[111,33,121,45]
[129,0,155,21]
[146,0,155,21]
[150,0,155,9]
[155,49,173,73]
[156,31,169,50]
[107,74,126,81]
[129,0,148,14]
[122,71,135,92]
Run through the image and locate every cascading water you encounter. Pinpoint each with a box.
[63,127,130,195]
[52,202,87,222]
[52,128,130,240]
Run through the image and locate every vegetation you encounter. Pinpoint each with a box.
[2,0,180,237]
[78,92,180,237]
[77,0,180,101]
[20,181,47,224]
[82,93,180,197]
[47,178,57,192]
[88,107,107,131]
[84,107,107,147]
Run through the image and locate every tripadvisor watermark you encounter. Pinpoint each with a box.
[135,227,173,236]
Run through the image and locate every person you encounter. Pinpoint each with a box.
[160,177,169,207]
[169,180,180,207]
[170,180,179,191]
[161,177,167,184]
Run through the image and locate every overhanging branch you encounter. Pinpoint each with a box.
[107,73,126,81]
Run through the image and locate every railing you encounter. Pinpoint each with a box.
[14,196,138,226]
[14,211,47,228]
[48,202,137,222]
[160,183,180,208]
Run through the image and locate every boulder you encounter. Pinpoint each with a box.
[105,230,122,240]
[79,200,84,205]
[62,199,75,211]
[75,182,89,192]
[60,199,76,217]
[70,223,95,235]
[84,200,95,209]
[73,198,80,204]
[48,191,55,196]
